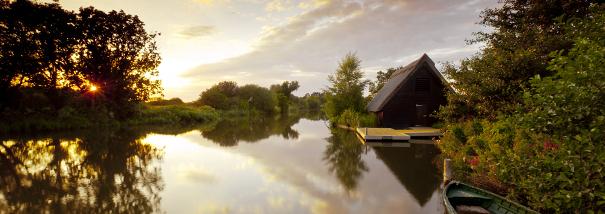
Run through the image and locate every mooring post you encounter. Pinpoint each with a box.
[443,158,452,183]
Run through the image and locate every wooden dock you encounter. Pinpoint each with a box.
[355,127,441,142]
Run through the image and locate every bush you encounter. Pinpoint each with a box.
[438,11,605,212]
[147,98,184,106]
[358,113,377,127]
[337,109,360,128]
[130,105,219,125]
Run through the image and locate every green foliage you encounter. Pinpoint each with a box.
[129,105,219,125]
[297,92,325,112]
[324,53,367,121]
[238,84,277,114]
[198,81,239,110]
[146,98,184,106]
[367,66,400,99]
[271,81,299,114]
[197,81,278,114]
[439,8,605,212]
[358,113,377,128]
[337,109,360,128]
[439,0,596,120]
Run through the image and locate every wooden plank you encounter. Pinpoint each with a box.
[356,128,410,141]
[401,127,442,137]
[355,127,441,143]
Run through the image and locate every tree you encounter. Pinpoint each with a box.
[270,81,299,114]
[0,0,79,109]
[214,81,238,97]
[197,81,238,110]
[368,66,400,99]
[324,53,366,120]
[238,84,276,114]
[437,4,605,212]
[76,7,162,118]
[440,0,597,120]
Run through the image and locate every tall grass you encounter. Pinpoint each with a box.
[128,105,219,125]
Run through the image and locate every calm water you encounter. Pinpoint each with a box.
[0,114,443,213]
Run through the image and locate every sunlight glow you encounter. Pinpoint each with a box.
[89,85,98,92]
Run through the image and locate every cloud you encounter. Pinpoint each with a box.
[178,165,218,183]
[178,25,217,38]
[178,0,498,101]
[265,0,293,12]
[192,0,215,5]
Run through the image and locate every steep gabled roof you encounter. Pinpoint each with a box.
[367,54,448,112]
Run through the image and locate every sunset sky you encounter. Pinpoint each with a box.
[48,0,497,101]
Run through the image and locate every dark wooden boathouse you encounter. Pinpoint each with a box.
[367,54,449,128]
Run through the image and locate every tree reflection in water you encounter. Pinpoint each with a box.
[0,129,163,213]
[323,128,368,192]
[201,114,302,146]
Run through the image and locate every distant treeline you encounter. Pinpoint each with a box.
[0,0,161,119]
[195,80,324,115]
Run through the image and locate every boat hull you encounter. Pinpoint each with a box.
[443,181,538,214]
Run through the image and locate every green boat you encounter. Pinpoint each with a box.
[443,181,538,214]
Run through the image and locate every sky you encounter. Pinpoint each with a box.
[48,0,498,101]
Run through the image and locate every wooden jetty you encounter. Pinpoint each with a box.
[355,127,441,142]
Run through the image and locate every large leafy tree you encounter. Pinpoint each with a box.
[197,81,239,110]
[0,0,163,117]
[76,7,162,117]
[324,53,366,119]
[0,0,79,109]
[440,0,597,120]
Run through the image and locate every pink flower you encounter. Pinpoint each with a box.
[543,139,559,151]
[469,156,480,166]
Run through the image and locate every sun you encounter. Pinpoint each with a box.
[89,85,98,92]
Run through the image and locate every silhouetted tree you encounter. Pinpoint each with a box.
[0,1,162,115]
[0,0,79,109]
[76,7,162,118]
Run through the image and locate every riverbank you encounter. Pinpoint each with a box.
[0,104,220,134]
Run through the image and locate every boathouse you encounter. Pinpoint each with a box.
[367,54,449,128]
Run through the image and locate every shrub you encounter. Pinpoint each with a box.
[337,109,360,128]
[128,105,219,125]
[438,11,605,212]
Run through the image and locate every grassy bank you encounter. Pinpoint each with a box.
[0,104,220,133]
[127,105,219,125]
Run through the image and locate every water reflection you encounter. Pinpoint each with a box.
[323,128,368,191]
[322,128,441,206]
[201,114,302,146]
[372,144,441,206]
[0,129,163,213]
[0,112,443,213]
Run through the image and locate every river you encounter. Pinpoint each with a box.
[0,113,443,213]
